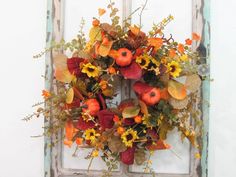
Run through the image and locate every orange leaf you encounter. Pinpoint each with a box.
[65,121,74,141]
[169,49,176,58]
[108,49,119,59]
[64,140,73,147]
[98,8,106,16]
[192,32,201,41]
[53,54,68,70]
[98,40,113,57]
[54,69,75,83]
[146,140,171,150]
[160,88,170,100]
[168,80,187,100]
[66,88,74,104]
[148,38,163,50]
[177,43,185,54]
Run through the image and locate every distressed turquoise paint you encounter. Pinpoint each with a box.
[45,0,53,177]
[201,0,210,177]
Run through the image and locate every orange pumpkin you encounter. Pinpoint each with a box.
[82,98,100,116]
[115,48,133,67]
[141,88,161,106]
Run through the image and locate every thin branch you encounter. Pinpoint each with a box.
[139,0,148,27]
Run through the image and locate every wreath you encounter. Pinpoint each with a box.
[26,1,208,174]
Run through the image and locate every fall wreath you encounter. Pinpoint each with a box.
[26,1,209,174]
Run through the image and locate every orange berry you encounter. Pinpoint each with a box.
[99,80,108,90]
[75,138,83,145]
[92,19,100,26]
[117,127,125,135]
[134,116,142,123]
[108,66,116,74]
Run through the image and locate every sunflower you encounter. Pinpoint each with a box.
[148,57,160,75]
[121,128,139,147]
[167,61,182,78]
[136,54,151,69]
[82,63,100,78]
[84,128,100,144]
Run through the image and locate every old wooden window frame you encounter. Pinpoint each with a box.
[44,0,210,176]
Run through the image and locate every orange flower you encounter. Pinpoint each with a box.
[148,38,163,50]
[169,49,176,58]
[42,90,51,99]
[185,38,192,45]
[134,116,142,124]
[192,32,201,41]
[98,8,106,16]
[76,138,83,145]
[177,44,185,54]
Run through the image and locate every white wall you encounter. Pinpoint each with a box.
[0,0,236,177]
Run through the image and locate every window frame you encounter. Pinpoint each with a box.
[44,0,210,176]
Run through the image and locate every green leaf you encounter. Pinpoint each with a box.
[122,106,140,118]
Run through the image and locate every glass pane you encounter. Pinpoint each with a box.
[62,0,123,171]
[129,0,192,174]
[131,0,192,41]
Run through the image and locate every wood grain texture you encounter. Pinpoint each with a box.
[45,0,210,176]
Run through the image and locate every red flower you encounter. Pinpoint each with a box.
[67,57,84,76]
[120,61,142,80]
[120,147,135,165]
[97,110,115,129]
[76,117,95,130]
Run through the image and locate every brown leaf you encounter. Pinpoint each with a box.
[185,74,201,93]
[108,136,127,153]
[169,97,189,109]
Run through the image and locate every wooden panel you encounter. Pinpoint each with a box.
[45,0,210,176]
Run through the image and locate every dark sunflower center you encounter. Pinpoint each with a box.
[126,134,133,141]
[140,59,146,66]
[122,51,127,57]
[88,67,95,72]
[170,65,176,72]
[90,132,94,136]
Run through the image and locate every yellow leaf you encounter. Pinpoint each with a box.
[54,69,75,83]
[168,80,187,100]
[98,40,113,57]
[89,26,102,43]
[53,54,68,70]
[129,25,140,36]
[98,8,106,16]
[66,88,74,104]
